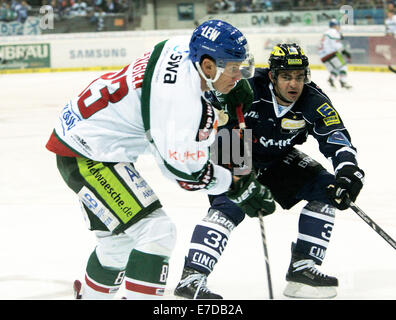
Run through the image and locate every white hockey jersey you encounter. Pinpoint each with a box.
[385,14,396,36]
[318,28,344,59]
[46,36,232,195]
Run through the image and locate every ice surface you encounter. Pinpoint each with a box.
[0,69,395,300]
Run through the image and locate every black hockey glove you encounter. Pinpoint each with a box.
[221,79,253,121]
[226,172,276,218]
[326,165,365,210]
[341,49,351,59]
[341,49,351,62]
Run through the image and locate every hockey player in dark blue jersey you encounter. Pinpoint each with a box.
[174,43,365,299]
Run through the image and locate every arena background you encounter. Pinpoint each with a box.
[1,0,395,302]
[1,0,395,74]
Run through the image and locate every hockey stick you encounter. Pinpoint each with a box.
[236,104,274,299]
[258,211,274,299]
[346,198,396,250]
[236,104,247,130]
[388,65,396,74]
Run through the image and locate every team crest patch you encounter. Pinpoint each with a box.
[316,103,340,126]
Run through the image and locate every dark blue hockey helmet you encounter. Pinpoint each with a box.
[189,20,254,86]
[268,43,311,83]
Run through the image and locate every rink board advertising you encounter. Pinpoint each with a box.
[0,43,50,70]
[0,33,395,73]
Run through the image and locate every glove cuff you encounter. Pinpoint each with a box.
[337,165,364,180]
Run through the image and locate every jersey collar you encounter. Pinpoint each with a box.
[269,82,295,118]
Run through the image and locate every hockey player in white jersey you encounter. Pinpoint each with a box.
[385,10,396,36]
[318,19,352,89]
[45,19,270,299]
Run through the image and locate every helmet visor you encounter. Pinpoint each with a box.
[218,53,255,79]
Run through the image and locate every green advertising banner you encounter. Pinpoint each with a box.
[0,43,50,70]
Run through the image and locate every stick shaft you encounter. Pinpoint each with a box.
[236,104,274,299]
[347,199,396,250]
[258,211,274,299]
[236,104,246,129]
[388,65,396,74]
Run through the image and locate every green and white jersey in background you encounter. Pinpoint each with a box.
[318,28,344,58]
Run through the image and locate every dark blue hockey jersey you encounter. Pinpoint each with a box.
[214,68,359,172]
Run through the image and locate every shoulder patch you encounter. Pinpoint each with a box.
[327,131,352,147]
[316,102,340,126]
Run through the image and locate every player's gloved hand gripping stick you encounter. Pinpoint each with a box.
[226,172,275,217]
[327,166,396,250]
[326,165,365,210]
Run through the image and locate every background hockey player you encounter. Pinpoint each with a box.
[385,9,396,36]
[45,19,271,299]
[318,19,352,89]
[174,43,365,299]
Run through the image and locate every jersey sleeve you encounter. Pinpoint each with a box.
[303,83,358,173]
[149,95,232,195]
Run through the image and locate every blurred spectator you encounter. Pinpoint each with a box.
[70,0,88,16]
[234,0,246,12]
[103,0,116,13]
[385,10,396,35]
[387,1,395,12]
[115,0,127,12]
[55,0,73,18]
[209,0,272,13]
[210,0,235,13]
[14,0,31,23]
[240,0,253,11]
[92,0,104,8]
[294,0,306,10]
[0,1,17,21]
[323,0,336,9]
[89,5,105,30]
[258,0,272,11]
[10,0,19,11]
[206,0,386,13]
[351,0,382,8]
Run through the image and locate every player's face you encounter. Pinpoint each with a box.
[274,70,305,103]
[213,62,243,94]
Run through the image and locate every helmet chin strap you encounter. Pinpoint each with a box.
[195,62,222,91]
